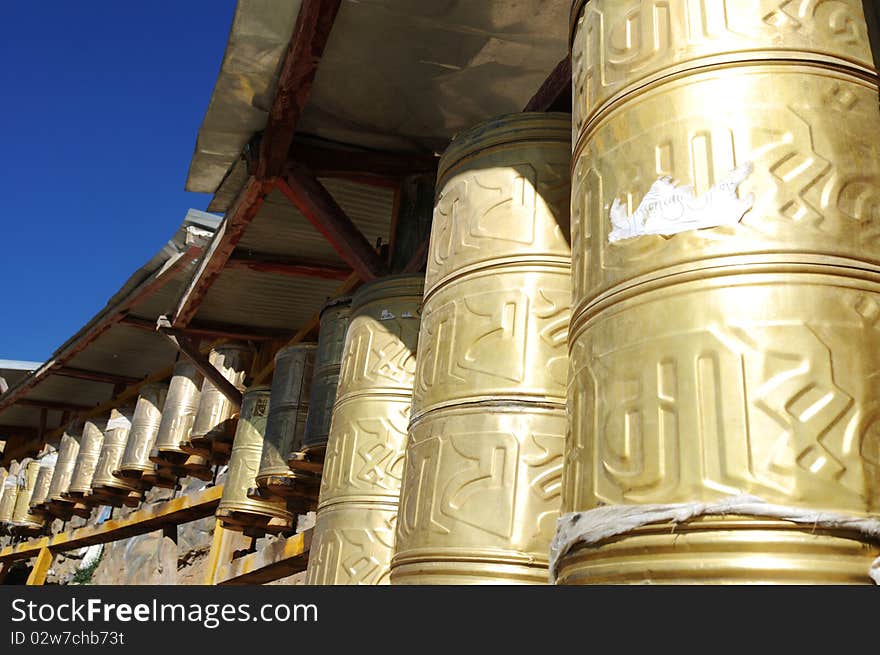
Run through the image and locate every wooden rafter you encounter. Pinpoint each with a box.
[278,164,389,281]
[255,0,344,179]
[288,138,437,182]
[523,55,572,113]
[52,366,142,387]
[17,399,94,413]
[158,318,244,408]
[226,250,351,280]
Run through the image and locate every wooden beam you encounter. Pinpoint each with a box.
[25,547,53,586]
[0,485,224,563]
[118,315,157,331]
[37,409,47,441]
[278,165,389,281]
[226,251,351,280]
[52,366,142,386]
[523,55,572,112]
[17,399,93,413]
[255,0,344,179]
[172,321,289,343]
[0,425,37,438]
[215,529,311,585]
[288,139,437,181]
[173,178,274,328]
[402,239,430,273]
[158,318,244,408]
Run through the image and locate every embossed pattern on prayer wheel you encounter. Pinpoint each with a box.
[119,383,168,477]
[563,0,880,584]
[12,459,43,528]
[257,343,316,494]
[306,275,423,585]
[92,407,137,493]
[153,360,204,458]
[29,453,57,511]
[48,428,81,504]
[190,343,253,450]
[392,113,571,585]
[67,416,107,497]
[296,296,352,464]
[218,386,291,532]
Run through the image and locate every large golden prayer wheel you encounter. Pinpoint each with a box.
[306,275,423,585]
[117,383,168,484]
[218,386,291,535]
[561,0,880,584]
[291,296,352,469]
[12,459,43,530]
[91,407,140,503]
[66,416,107,500]
[256,343,317,501]
[391,113,571,584]
[188,343,253,461]
[47,427,81,518]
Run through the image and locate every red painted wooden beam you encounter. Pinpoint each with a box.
[277,164,389,281]
[226,251,351,280]
[256,0,343,180]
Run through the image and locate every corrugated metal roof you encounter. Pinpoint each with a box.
[186,0,567,193]
[237,180,394,262]
[194,269,342,331]
[187,0,303,194]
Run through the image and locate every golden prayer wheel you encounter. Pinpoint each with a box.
[561,0,880,584]
[306,275,423,585]
[91,407,140,501]
[256,343,317,500]
[0,469,17,526]
[66,416,107,499]
[12,459,43,530]
[391,112,571,584]
[46,427,81,518]
[117,383,168,483]
[29,452,58,514]
[291,296,352,469]
[152,359,204,460]
[0,467,7,508]
[217,386,291,535]
[188,343,253,460]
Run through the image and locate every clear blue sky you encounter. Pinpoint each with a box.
[0,1,236,362]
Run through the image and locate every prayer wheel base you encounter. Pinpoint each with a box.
[288,446,325,472]
[554,518,880,585]
[216,507,292,536]
[390,559,549,585]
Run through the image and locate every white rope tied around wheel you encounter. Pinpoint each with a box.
[548,494,880,585]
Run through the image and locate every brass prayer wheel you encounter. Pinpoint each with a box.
[189,343,253,459]
[12,459,43,529]
[91,406,139,498]
[67,416,108,499]
[306,275,423,585]
[292,296,352,468]
[47,427,81,518]
[152,359,204,460]
[0,468,17,525]
[218,385,291,534]
[392,113,571,584]
[118,383,168,481]
[256,343,317,499]
[562,0,880,584]
[29,452,58,513]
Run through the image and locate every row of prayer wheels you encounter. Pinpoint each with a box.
[7,1,880,584]
[296,0,880,585]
